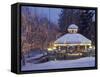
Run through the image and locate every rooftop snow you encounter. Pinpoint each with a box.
[54,33,91,44]
[68,24,78,29]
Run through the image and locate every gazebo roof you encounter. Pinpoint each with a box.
[68,24,78,29]
[54,33,91,45]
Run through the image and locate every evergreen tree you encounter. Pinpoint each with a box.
[58,9,95,45]
[79,10,95,44]
[58,9,80,34]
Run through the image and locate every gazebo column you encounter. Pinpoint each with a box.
[84,45,87,52]
[66,46,68,52]
[58,46,61,51]
[77,45,80,52]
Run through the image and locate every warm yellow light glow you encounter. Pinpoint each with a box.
[53,47,56,50]
[89,45,95,49]
[67,53,83,56]
[54,44,57,46]
[47,48,53,51]
[89,45,92,48]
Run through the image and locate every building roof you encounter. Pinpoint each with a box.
[54,33,91,45]
[68,24,78,29]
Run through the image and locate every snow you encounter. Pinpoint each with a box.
[68,24,78,29]
[54,33,91,44]
[21,57,95,71]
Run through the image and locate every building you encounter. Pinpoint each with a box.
[54,24,92,56]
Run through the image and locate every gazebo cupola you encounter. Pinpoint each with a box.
[68,24,78,33]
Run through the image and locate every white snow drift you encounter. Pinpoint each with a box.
[22,57,95,71]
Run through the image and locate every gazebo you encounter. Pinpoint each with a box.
[54,24,92,56]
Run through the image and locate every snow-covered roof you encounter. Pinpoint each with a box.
[68,24,78,29]
[54,33,91,45]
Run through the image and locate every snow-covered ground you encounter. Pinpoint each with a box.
[21,57,95,71]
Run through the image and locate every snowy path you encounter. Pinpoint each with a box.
[21,57,95,71]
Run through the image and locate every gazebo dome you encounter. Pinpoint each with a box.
[68,24,78,33]
[68,24,78,29]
